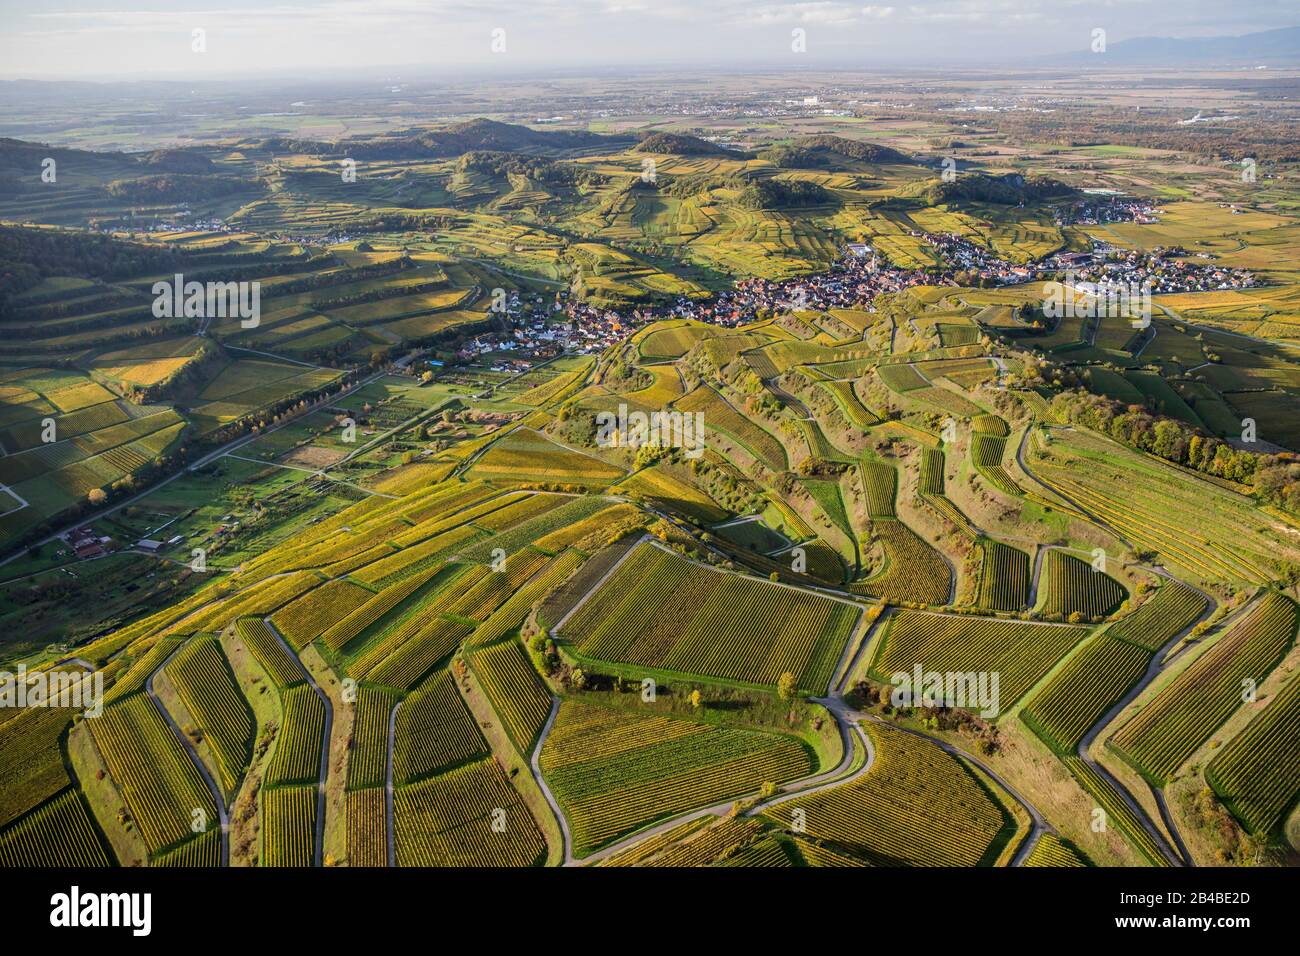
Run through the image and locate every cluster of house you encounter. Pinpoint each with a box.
[1060,195,1161,226]
[454,289,623,366]
[1055,247,1255,295]
[450,218,1257,367]
[61,526,111,561]
[142,217,234,234]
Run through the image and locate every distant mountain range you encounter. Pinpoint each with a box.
[1052,25,1300,65]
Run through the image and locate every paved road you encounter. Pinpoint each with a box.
[264,618,333,868]
[0,366,386,570]
[145,640,230,866]
[385,700,402,868]
[1015,420,1210,866]
[529,698,573,865]
[1075,584,1257,870]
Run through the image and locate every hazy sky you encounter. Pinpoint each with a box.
[1,0,1296,78]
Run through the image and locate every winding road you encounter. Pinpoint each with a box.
[145,640,230,867]
[385,699,401,868]
[263,618,334,868]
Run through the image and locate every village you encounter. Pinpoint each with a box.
[454,223,1257,370]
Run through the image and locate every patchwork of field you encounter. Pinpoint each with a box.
[870,611,1090,709]
[541,701,813,856]
[7,102,1300,875]
[558,540,860,693]
[1109,591,1298,785]
[0,367,186,539]
[766,722,1011,866]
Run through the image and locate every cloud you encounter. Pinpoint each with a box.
[2,0,1296,76]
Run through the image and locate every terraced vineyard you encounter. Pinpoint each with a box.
[261,784,317,867]
[1021,635,1152,753]
[1029,435,1278,587]
[166,636,254,793]
[970,432,1020,497]
[346,788,387,868]
[1024,834,1088,867]
[1110,592,1298,784]
[393,670,489,784]
[1205,673,1300,835]
[235,618,306,688]
[820,379,880,427]
[976,539,1031,612]
[872,612,1089,708]
[541,701,813,856]
[0,789,109,867]
[393,758,546,866]
[320,565,446,651]
[1105,580,1209,652]
[852,519,951,606]
[90,696,219,855]
[1062,757,1170,867]
[270,578,374,649]
[559,540,860,693]
[346,687,401,791]
[468,429,626,487]
[265,684,326,787]
[361,616,473,691]
[761,722,1008,866]
[1035,550,1127,621]
[676,385,788,472]
[859,461,898,518]
[469,639,553,751]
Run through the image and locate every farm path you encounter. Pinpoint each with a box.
[1131,322,1157,360]
[224,345,321,368]
[1027,543,1046,608]
[1014,422,1082,513]
[385,699,401,868]
[263,618,333,867]
[826,601,886,694]
[855,710,1051,867]
[1014,420,1228,866]
[570,697,876,867]
[1078,583,1256,870]
[145,640,230,867]
[0,367,395,571]
[529,698,573,865]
